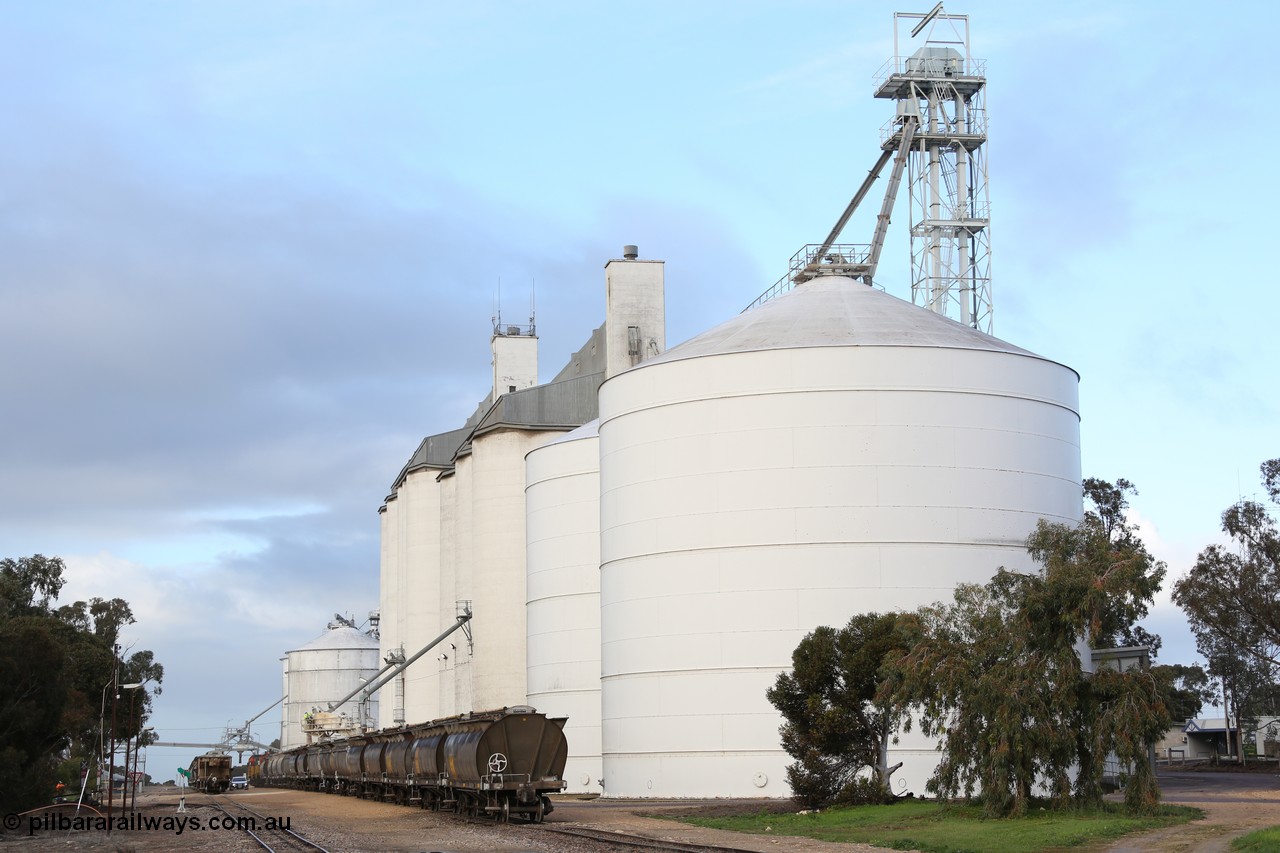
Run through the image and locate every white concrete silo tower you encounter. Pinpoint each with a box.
[525,420,602,793]
[596,279,1081,797]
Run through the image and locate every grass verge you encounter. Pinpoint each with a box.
[676,800,1202,853]
[1232,826,1280,851]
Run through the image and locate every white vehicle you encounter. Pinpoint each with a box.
[229,775,248,790]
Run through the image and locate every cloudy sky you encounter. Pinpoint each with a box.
[3,0,1274,776]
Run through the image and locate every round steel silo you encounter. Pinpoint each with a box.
[597,278,1081,797]
[282,624,381,750]
[525,420,602,793]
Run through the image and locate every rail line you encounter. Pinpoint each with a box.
[533,824,767,853]
[208,798,330,853]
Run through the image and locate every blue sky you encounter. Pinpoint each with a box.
[2,0,1275,777]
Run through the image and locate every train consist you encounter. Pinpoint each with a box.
[260,706,567,822]
[188,752,232,794]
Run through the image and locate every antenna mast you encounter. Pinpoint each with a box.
[875,4,992,331]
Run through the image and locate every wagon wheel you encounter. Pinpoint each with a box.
[500,800,510,823]
[533,798,545,824]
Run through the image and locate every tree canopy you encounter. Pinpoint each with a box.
[882,478,1170,816]
[0,555,163,814]
[1173,458,1280,755]
[766,612,909,807]
[1173,458,1280,676]
[1150,663,1216,723]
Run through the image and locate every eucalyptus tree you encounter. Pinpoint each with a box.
[0,555,163,814]
[1174,458,1280,673]
[882,479,1170,816]
[1150,663,1216,723]
[767,612,910,808]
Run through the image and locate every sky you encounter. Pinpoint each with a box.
[2,0,1275,779]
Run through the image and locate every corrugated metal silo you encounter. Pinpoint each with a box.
[526,420,602,793]
[282,624,380,749]
[597,278,1081,797]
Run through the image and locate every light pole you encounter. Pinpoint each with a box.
[132,727,153,809]
[118,682,145,814]
[107,646,120,833]
[85,678,114,812]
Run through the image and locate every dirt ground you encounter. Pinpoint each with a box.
[1101,767,1280,853]
[1,788,884,853]
[2,768,1275,853]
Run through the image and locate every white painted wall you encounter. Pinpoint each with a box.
[604,256,665,379]
[492,332,538,397]
[449,453,475,716]
[376,496,400,730]
[400,468,442,724]
[437,471,460,717]
[470,428,560,711]
[598,341,1081,797]
[526,423,602,793]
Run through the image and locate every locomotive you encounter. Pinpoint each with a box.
[260,706,567,822]
[188,752,232,794]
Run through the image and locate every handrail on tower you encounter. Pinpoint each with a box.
[745,5,993,334]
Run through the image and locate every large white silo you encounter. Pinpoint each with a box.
[469,427,561,711]
[376,497,401,730]
[597,278,1081,798]
[376,489,396,727]
[397,468,443,724]
[526,420,602,793]
[443,452,475,716]
[282,624,381,750]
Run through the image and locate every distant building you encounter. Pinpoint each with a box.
[1158,716,1280,762]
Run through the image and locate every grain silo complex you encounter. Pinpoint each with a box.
[525,421,603,791]
[375,7,1082,798]
[376,251,663,749]
[280,621,381,750]
[597,279,1079,795]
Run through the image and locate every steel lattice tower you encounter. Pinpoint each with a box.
[875,7,992,332]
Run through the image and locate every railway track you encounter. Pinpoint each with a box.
[209,798,330,853]
[533,823,768,853]
[216,787,773,853]
[451,809,767,852]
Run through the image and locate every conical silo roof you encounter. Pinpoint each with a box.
[286,624,378,654]
[642,277,1061,367]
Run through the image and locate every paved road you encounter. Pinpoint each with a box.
[1104,767,1279,853]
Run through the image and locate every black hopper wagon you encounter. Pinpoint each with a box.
[261,706,567,822]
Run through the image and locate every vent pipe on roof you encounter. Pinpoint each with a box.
[623,245,638,260]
